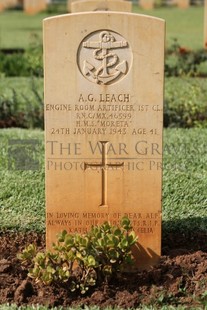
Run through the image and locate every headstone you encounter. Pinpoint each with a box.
[0,0,18,11]
[24,0,47,14]
[139,0,155,10]
[70,0,132,13]
[10,0,19,5]
[44,12,165,270]
[176,0,189,8]
[67,0,77,12]
[0,0,6,11]
[204,0,207,48]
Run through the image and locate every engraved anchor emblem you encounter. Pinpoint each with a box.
[82,31,128,85]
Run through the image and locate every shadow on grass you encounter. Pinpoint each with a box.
[162,217,207,255]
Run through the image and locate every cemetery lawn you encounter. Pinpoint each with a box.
[0,6,204,49]
[0,128,206,308]
[0,11,48,49]
[133,6,204,49]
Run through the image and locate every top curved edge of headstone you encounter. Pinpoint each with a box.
[43,12,165,24]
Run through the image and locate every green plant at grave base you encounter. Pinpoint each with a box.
[198,290,207,308]
[18,217,137,294]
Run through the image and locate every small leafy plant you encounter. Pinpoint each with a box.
[18,217,137,294]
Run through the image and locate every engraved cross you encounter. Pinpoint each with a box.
[84,141,124,207]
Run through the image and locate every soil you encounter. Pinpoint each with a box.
[0,231,207,308]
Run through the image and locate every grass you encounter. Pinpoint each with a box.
[0,128,45,232]
[0,11,48,49]
[133,6,204,49]
[0,128,206,234]
[162,128,207,233]
[0,6,204,49]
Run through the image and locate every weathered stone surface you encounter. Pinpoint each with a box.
[176,0,189,8]
[24,0,46,14]
[44,12,165,269]
[139,0,155,10]
[0,0,5,11]
[0,0,19,11]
